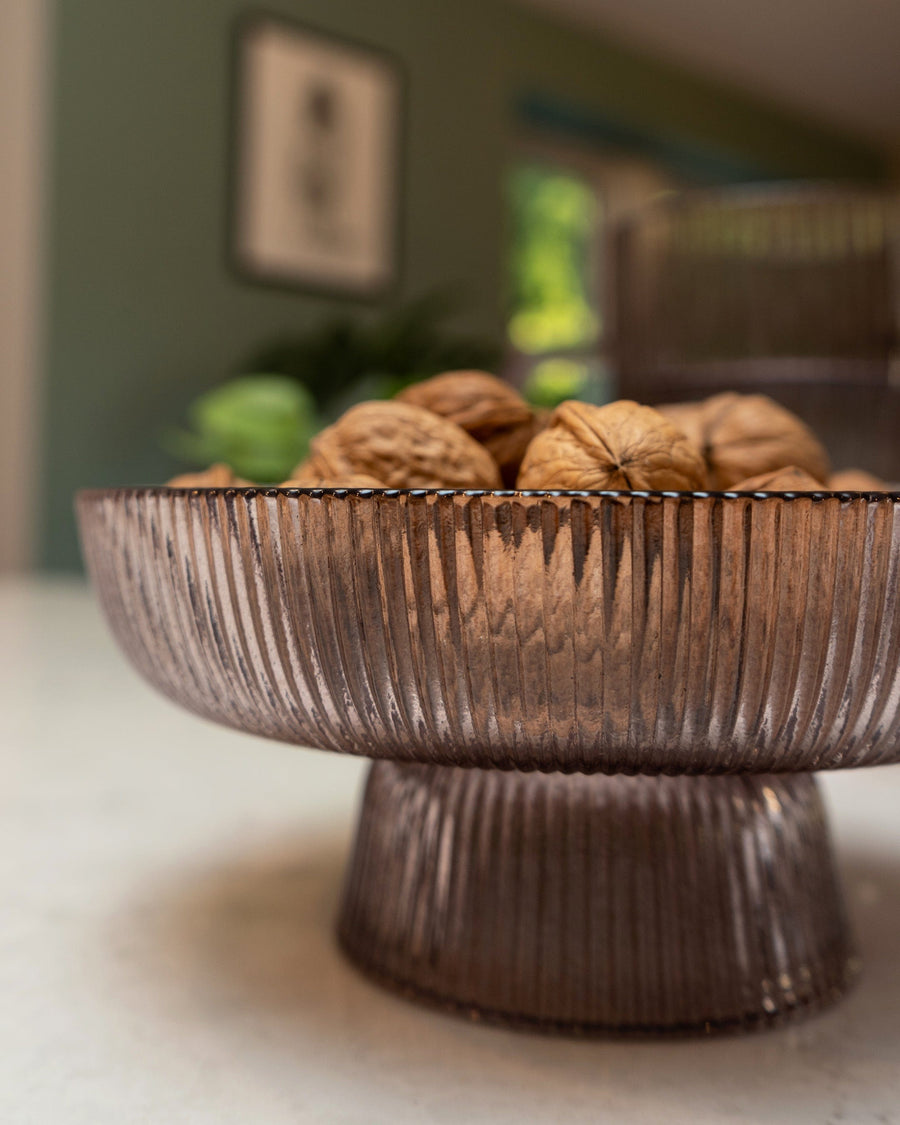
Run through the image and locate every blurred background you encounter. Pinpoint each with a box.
[2,0,899,573]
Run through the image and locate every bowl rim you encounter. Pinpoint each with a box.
[76,485,900,503]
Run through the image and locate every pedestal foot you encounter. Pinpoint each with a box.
[338,764,858,1035]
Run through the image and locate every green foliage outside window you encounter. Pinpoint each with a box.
[508,164,600,355]
[523,357,612,410]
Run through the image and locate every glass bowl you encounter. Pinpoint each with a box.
[77,486,900,1034]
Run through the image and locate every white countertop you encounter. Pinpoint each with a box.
[2,576,899,1125]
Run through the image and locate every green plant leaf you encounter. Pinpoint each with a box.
[241,293,501,414]
[165,375,319,482]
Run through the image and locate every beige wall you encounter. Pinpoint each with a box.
[0,0,48,571]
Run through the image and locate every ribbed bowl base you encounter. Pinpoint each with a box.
[338,763,859,1036]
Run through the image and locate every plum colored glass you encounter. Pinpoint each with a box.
[77,486,900,1034]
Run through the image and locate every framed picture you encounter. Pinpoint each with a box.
[231,15,403,298]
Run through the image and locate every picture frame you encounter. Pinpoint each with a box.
[230,14,404,299]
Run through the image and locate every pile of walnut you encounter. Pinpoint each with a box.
[168,372,888,494]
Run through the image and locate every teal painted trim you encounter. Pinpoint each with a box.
[517,93,777,184]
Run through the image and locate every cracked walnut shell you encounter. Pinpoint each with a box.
[657,393,829,490]
[516,400,707,491]
[397,370,542,487]
[290,400,502,490]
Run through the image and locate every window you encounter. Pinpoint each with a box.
[506,142,676,408]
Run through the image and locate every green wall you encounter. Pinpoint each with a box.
[41,0,888,569]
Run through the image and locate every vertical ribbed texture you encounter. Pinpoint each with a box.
[77,487,883,1034]
[78,487,900,772]
[339,763,856,1034]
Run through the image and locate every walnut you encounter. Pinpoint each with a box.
[653,401,706,449]
[290,400,502,489]
[167,463,251,487]
[281,469,385,488]
[730,466,824,491]
[657,393,829,489]
[828,468,888,491]
[516,400,707,491]
[397,370,540,487]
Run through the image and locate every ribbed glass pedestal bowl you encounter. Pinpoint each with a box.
[77,486,900,1035]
